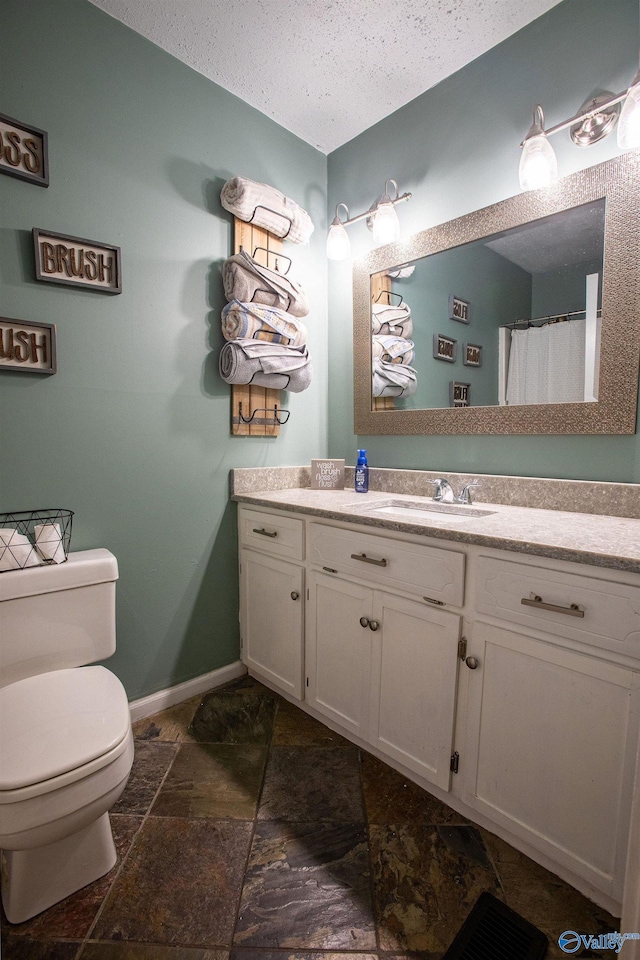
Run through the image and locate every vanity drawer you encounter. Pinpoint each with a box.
[308,522,465,606]
[475,554,640,659]
[239,508,304,561]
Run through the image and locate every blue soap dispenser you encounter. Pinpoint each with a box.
[355,449,369,493]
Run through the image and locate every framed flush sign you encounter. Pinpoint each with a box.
[0,112,49,186]
[433,334,457,362]
[463,343,483,367]
[449,381,470,407]
[33,229,122,294]
[0,317,56,374]
[449,295,470,324]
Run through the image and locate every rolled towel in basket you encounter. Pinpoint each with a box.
[372,358,418,398]
[222,300,307,347]
[34,522,66,563]
[220,177,314,244]
[0,528,40,571]
[371,302,413,338]
[372,335,415,365]
[222,249,309,318]
[219,340,312,393]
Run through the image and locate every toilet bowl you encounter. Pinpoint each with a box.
[0,549,134,923]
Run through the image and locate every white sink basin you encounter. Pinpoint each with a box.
[349,498,496,521]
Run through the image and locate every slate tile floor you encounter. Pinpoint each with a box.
[1,676,620,959]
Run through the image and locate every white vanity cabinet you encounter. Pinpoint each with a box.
[238,508,305,699]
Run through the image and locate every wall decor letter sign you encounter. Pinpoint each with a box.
[433,333,457,362]
[449,295,470,324]
[463,342,483,367]
[449,381,470,407]
[33,229,122,294]
[0,112,49,187]
[0,317,56,374]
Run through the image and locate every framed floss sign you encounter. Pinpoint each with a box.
[33,229,122,294]
[0,112,49,187]
[0,317,56,374]
[449,294,470,324]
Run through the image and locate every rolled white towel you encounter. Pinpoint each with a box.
[371,359,418,398]
[0,528,40,571]
[372,335,415,365]
[222,301,307,347]
[220,177,314,244]
[34,522,66,563]
[222,250,309,318]
[371,302,413,338]
[219,340,312,393]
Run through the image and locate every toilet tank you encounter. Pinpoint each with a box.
[0,549,119,688]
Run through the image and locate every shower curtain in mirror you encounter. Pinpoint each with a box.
[506,317,586,405]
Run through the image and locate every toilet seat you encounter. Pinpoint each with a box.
[0,666,131,797]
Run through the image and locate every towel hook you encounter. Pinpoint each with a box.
[237,402,291,426]
[373,290,404,306]
[251,246,292,274]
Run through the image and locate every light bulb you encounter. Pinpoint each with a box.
[618,80,640,150]
[372,198,400,244]
[519,104,558,192]
[326,219,350,260]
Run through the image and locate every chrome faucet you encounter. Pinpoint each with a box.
[426,478,456,503]
[455,480,481,504]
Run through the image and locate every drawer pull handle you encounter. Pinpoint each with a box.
[323,566,338,574]
[360,617,370,628]
[351,552,388,567]
[521,595,585,618]
[291,591,300,601]
[369,619,380,631]
[253,527,278,538]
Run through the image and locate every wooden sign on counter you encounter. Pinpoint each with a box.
[33,229,122,294]
[0,317,56,374]
[0,112,49,187]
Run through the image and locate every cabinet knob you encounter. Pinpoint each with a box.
[359,616,370,628]
[291,591,300,600]
[465,656,479,670]
[369,620,380,631]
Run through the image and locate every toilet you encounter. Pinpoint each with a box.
[0,548,134,923]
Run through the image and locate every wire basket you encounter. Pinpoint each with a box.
[0,509,73,573]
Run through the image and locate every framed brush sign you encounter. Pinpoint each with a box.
[433,333,457,363]
[449,294,470,324]
[0,317,56,374]
[33,229,122,294]
[0,112,49,187]
[463,342,483,367]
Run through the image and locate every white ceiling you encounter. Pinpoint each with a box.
[89,0,564,154]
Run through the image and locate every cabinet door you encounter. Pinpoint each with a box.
[463,621,640,901]
[239,549,304,699]
[369,593,461,791]
[306,570,372,739]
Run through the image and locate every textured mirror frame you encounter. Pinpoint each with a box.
[353,152,640,435]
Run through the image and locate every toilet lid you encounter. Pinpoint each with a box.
[0,666,131,791]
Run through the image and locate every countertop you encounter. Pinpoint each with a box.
[232,486,640,574]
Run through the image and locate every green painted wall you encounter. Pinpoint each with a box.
[1,0,328,699]
[328,0,640,482]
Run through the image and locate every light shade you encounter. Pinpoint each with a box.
[618,80,640,149]
[372,198,400,244]
[519,132,558,191]
[326,220,351,260]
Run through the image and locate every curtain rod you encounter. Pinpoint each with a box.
[502,307,602,330]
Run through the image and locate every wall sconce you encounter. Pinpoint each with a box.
[326,179,412,260]
[519,63,640,191]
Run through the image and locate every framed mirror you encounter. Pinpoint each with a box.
[353,153,640,435]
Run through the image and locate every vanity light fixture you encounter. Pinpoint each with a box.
[326,178,411,260]
[519,60,640,191]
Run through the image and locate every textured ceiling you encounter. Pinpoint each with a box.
[88,0,564,154]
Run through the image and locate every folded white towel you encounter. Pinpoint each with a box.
[372,335,415,365]
[222,250,309,318]
[34,522,66,563]
[220,177,314,244]
[371,359,418,398]
[222,301,307,347]
[0,528,40,571]
[371,302,413,338]
[219,340,312,393]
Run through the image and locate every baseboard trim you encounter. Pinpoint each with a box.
[128,661,247,722]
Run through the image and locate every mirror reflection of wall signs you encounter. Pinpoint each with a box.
[433,334,457,362]
[463,343,483,367]
[449,295,470,324]
[0,317,56,374]
[33,229,122,294]
[450,381,470,407]
[0,112,49,187]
